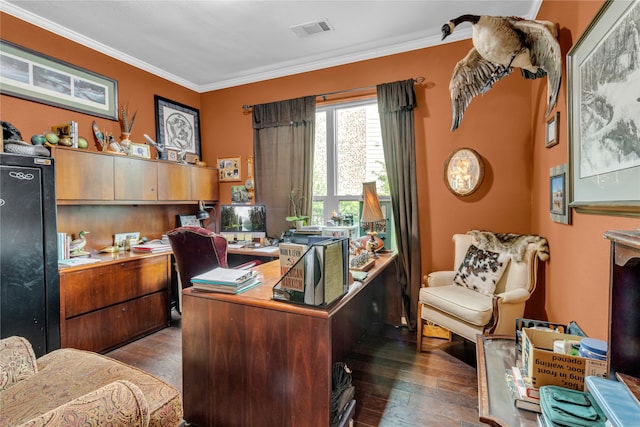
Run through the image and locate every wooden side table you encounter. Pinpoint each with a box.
[476,335,537,427]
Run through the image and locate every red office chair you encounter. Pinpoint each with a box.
[167,226,260,312]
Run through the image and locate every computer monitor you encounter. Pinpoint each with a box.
[219,204,267,240]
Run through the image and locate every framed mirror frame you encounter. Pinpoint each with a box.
[444,148,484,197]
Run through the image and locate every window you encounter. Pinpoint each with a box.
[312,99,389,227]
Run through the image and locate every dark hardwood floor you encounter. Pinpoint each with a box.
[107,312,484,427]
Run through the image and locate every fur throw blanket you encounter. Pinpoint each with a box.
[468,230,550,263]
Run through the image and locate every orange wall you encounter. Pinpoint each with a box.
[2,2,638,338]
[530,1,639,339]
[0,13,200,154]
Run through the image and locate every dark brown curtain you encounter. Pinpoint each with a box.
[252,96,316,239]
[376,79,421,330]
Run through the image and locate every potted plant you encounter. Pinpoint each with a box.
[285,188,309,229]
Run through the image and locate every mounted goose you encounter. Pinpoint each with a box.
[443,15,561,131]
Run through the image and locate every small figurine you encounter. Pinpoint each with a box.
[70,230,90,257]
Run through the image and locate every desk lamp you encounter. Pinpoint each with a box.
[360,182,386,258]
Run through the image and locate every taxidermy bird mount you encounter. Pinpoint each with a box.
[443,14,561,131]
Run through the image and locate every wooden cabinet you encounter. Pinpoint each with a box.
[53,148,114,200]
[191,166,219,201]
[59,253,171,353]
[114,156,157,201]
[157,162,192,201]
[53,147,218,203]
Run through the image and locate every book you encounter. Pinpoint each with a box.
[191,267,256,285]
[279,243,307,295]
[192,277,261,294]
[131,242,172,253]
[512,365,540,401]
[506,369,541,413]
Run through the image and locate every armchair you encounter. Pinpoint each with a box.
[0,336,182,426]
[417,231,549,350]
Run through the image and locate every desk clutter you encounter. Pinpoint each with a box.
[190,267,260,294]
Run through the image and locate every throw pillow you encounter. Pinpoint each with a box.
[453,245,510,295]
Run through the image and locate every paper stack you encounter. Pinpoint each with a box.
[191,267,260,294]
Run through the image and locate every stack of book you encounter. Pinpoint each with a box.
[191,267,260,294]
[505,365,541,413]
[131,242,172,253]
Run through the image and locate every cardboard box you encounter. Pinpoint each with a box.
[521,328,607,391]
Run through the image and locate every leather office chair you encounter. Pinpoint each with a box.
[167,226,260,312]
[417,231,549,350]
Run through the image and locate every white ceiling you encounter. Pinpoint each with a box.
[2,0,541,92]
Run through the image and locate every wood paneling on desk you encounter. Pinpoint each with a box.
[182,253,397,426]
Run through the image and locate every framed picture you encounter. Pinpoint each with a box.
[217,156,241,182]
[177,214,200,227]
[545,112,559,148]
[443,148,484,196]
[166,149,179,162]
[567,0,640,217]
[0,40,118,120]
[129,142,151,159]
[154,95,201,160]
[550,164,571,225]
[231,185,251,203]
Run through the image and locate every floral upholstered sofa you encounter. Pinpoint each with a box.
[0,336,182,427]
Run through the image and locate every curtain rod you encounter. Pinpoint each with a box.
[242,76,425,111]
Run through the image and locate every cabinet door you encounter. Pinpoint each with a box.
[54,148,114,200]
[191,166,219,201]
[157,162,192,201]
[114,156,158,201]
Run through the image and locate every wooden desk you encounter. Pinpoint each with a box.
[476,335,537,427]
[182,252,397,426]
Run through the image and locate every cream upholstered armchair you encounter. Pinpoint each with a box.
[417,231,549,349]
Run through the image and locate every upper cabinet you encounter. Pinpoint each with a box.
[52,147,218,204]
[54,148,114,201]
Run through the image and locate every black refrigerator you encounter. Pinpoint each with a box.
[0,152,60,356]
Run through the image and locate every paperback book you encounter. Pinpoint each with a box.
[278,243,307,299]
[505,368,541,413]
[192,277,261,294]
[191,267,256,285]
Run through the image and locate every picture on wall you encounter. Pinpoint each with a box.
[550,164,571,225]
[217,156,241,182]
[0,40,118,120]
[567,0,640,216]
[154,95,201,160]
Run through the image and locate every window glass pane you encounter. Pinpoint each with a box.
[314,111,327,197]
[311,201,324,226]
[338,200,359,222]
[335,104,388,196]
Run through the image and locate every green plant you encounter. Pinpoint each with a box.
[285,188,310,225]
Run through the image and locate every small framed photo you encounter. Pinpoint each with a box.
[550,163,571,224]
[166,149,179,162]
[217,156,241,182]
[185,153,198,164]
[545,112,559,148]
[129,143,151,159]
[177,214,200,227]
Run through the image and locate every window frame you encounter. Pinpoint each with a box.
[313,98,390,226]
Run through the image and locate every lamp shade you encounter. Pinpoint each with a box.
[361,182,384,223]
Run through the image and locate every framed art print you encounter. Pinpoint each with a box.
[154,95,201,160]
[567,0,640,217]
[217,156,241,182]
[550,164,571,224]
[545,112,559,148]
[0,40,118,120]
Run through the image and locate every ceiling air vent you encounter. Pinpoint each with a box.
[290,19,333,38]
